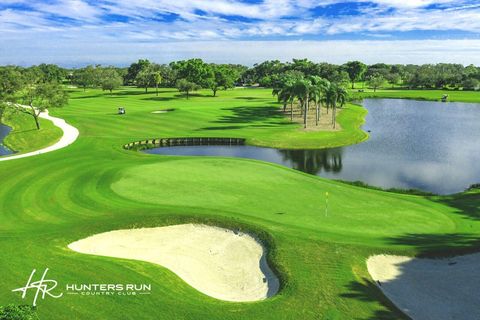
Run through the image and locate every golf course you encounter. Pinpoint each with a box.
[1,85,479,319]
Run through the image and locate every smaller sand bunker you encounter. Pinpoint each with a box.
[151,108,175,114]
[68,224,279,302]
[367,254,480,320]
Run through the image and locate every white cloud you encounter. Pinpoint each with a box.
[33,0,102,22]
[1,1,480,65]
[1,39,480,66]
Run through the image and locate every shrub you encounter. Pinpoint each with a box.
[0,305,38,320]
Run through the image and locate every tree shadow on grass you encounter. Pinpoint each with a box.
[234,96,270,101]
[343,193,480,320]
[211,105,285,124]
[341,277,408,319]
[343,233,480,320]
[385,233,480,258]
[198,124,281,131]
[430,191,480,222]
[140,96,177,102]
[71,93,105,99]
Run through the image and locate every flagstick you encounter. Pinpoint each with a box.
[325,192,329,217]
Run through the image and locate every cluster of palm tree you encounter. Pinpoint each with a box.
[272,75,348,129]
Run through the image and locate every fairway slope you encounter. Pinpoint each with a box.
[68,224,279,302]
[367,254,480,320]
[0,109,79,161]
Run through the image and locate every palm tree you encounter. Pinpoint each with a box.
[291,79,311,128]
[325,83,348,129]
[336,86,348,108]
[309,76,329,126]
[272,81,295,121]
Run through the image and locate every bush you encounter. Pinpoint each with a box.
[0,305,38,320]
[462,78,479,91]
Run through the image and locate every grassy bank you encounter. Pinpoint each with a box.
[1,108,62,154]
[352,88,480,103]
[0,87,479,319]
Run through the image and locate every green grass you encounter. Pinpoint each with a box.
[0,87,479,319]
[351,88,480,103]
[1,108,62,153]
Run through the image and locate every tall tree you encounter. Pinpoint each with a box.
[0,67,23,119]
[135,68,153,93]
[170,59,213,88]
[176,79,200,99]
[16,81,68,129]
[309,76,330,126]
[125,59,151,85]
[366,73,386,92]
[99,67,123,94]
[72,66,96,91]
[343,61,367,89]
[208,65,240,97]
[152,71,162,96]
[36,64,67,83]
[325,83,348,129]
[291,79,312,129]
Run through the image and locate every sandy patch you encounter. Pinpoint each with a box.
[68,224,279,302]
[367,254,480,320]
[283,104,342,131]
[151,109,174,114]
[0,109,79,161]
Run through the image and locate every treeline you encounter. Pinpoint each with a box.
[60,59,480,92]
[1,59,480,97]
[245,60,480,91]
[70,59,247,97]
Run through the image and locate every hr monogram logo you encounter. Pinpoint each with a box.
[12,268,63,306]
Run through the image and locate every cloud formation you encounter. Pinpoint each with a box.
[0,0,480,65]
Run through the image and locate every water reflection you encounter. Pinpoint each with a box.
[278,148,343,175]
[0,123,13,156]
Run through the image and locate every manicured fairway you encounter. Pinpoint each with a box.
[1,87,479,319]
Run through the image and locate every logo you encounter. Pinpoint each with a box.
[12,269,63,306]
[12,269,151,306]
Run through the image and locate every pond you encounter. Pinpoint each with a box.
[144,99,480,195]
[0,123,13,156]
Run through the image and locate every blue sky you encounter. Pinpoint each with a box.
[1,0,480,66]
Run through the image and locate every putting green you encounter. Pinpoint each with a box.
[1,87,479,319]
[111,159,454,242]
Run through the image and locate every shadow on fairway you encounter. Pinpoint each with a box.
[234,96,270,101]
[385,233,480,258]
[72,93,105,99]
[431,191,480,222]
[211,105,285,124]
[341,278,405,319]
[198,124,281,131]
[141,96,177,102]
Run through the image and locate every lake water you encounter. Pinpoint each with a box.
[0,123,13,156]
[147,98,480,194]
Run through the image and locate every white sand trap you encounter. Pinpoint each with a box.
[0,109,79,161]
[151,109,174,114]
[68,224,279,302]
[367,253,480,320]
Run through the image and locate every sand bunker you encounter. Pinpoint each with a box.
[68,224,279,302]
[151,109,174,114]
[367,253,480,320]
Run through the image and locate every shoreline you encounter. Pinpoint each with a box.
[0,109,79,162]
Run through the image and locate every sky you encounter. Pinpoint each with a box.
[1,0,480,66]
